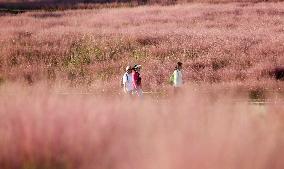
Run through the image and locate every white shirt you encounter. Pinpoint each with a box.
[173,69,182,87]
[123,72,133,92]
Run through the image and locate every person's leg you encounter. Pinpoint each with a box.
[132,89,138,97]
[123,89,132,97]
[138,88,143,97]
[174,87,180,95]
[128,90,134,96]
[133,88,143,98]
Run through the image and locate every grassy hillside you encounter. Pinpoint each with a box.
[0,2,283,92]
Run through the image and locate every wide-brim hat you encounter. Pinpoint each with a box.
[125,66,131,71]
[134,64,142,69]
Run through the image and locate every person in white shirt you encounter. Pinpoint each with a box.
[123,66,134,95]
[173,62,183,93]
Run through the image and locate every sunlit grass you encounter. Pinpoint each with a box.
[0,2,283,91]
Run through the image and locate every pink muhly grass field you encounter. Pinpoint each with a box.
[0,85,284,169]
[0,2,284,168]
[0,2,283,91]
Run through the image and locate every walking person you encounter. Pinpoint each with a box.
[132,64,143,97]
[171,62,183,94]
[122,66,134,95]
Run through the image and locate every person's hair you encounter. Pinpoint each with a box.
[177,62,182,66]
